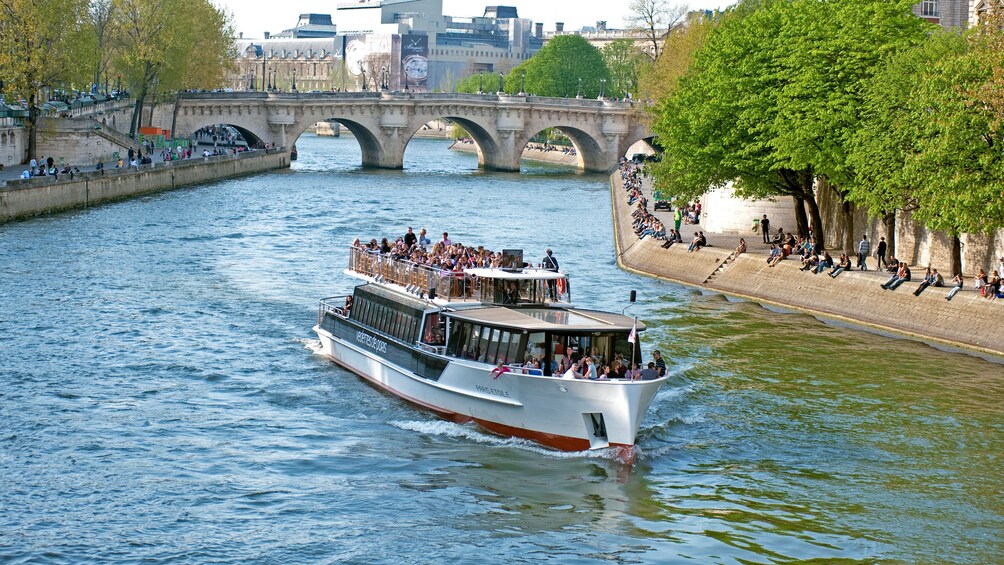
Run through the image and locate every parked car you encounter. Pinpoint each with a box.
[654,200,672,211]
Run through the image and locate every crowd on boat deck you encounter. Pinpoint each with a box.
[515,348,666,381]
[353,228,553,272]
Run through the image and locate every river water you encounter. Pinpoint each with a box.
[1,134,1001,563]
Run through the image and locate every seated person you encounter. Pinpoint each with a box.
[799,252,819,272]
[946,273,964,300]
[767,244,783,267]
[913,268,943,296]
[881,264,911,290]
[813,251,833,274]
[829,253,851,277]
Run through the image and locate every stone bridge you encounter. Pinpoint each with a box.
[171,92,653,173]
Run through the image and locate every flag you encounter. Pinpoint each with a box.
[489,365,511,380]
[627,319,637,344]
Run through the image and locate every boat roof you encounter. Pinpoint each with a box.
[443,306,645,332]
[464,268,566,280]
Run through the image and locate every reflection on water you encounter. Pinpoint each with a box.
[0,134,1000,563]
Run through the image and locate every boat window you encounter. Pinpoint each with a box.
[505,332,524,365]
[476,326,493,363]
[447,321,469,356]
[490,330,509,364]
[466,324,482,360]
[525,332,546,365]
[423,313,444,345]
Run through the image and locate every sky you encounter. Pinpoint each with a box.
[214,0,738,39]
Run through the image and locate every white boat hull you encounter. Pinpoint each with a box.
[314,325,666,453]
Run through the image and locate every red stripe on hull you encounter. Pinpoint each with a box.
[326,353,636,460]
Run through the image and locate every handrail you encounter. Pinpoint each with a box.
[318,295,350,326]
[348,246,473,300]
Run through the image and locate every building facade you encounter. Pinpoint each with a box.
[229,1,547,94]
[912,0,972,28]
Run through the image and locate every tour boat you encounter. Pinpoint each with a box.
[314,245,668,456]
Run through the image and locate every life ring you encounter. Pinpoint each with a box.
[555,277,567,296]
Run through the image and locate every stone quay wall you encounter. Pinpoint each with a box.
[0,150,288,223]
[449,140,580,167]
[609,175,1004,358]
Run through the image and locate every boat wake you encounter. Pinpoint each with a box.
[389,419,620,460]
[296,337,324,355]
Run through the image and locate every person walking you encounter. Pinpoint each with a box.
[760,214,771,244]
[876,236,888,269]
[857,234,870,271]
[674,207,683,232]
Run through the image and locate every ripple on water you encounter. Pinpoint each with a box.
[0,135,1000,563]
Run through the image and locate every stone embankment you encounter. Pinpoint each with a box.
[1,150,288,223]
[450,141,579,167]
[610,175,1004,358]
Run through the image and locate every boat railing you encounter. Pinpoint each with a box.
[318,296,350,326]
[349,247,473,299]
[416,342,447,355]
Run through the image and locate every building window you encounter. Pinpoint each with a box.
[921,0,938,16]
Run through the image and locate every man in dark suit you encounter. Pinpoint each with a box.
[542,249,559,300]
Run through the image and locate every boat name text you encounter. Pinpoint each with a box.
[475,384,511,398]
[356,331,388,354]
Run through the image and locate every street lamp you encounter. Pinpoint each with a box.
[380,65,388,90]
[576,77,583,99]
[519,72,526,95]
[498,71,504,94]
[360,65,367,91]
[477,73,484,95]
[598,78,606,100]
[402,59,408,91]
[292,67,297,91]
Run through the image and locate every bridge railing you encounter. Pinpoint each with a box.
[175,90,639,109]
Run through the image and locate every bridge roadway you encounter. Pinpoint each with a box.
[171,92,652,173]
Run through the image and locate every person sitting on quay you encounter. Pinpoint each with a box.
[799,251,819,272]
[829,253,851,277]
[974,268,988,294]
[881,263,911,290]
[661,229,683,249]
[946,273,964,300]
[985,270,1001,299]
[913,267,944,296]
[813,251,833,275]
[687,231,706,252]
[732,238,747,259]
[767,244,783,267]
[885,256,900,273]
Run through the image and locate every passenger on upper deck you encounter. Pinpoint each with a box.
[404,227,417,248]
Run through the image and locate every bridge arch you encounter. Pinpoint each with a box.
[288,117,388,169]
[402,116,502,171]
[172,108,273,151]
[517,125,609,173]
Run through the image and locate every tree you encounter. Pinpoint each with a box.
[0,0,91,161]
[649,0,930,249]
[624,0,687,61]
[111,0,232,136]
[87,0,115,92]
[637,11,715,104]
[503,35,610,98]
[602,39,646,99]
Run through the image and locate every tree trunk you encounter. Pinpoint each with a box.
[800,170,825,250]
[950,235,963,276]
[791,195,809,239]
[25,93,38,163]
[130,93,145,138]
[883,212,896,261]
[842,200,855,254]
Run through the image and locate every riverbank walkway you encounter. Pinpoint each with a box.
[611,162,1004,357]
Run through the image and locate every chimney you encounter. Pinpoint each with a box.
[535,22,543,38]
[264,31,270,39]
[596,21,607,32]
[555,22,564,33]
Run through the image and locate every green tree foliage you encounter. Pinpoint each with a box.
[504,35,611,98]
[637,12,715,105]
[0,0,91,160]
[850,19,1004,237]
[111,0,233,136]
[649,0,930,247]
[602,39,646,99]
